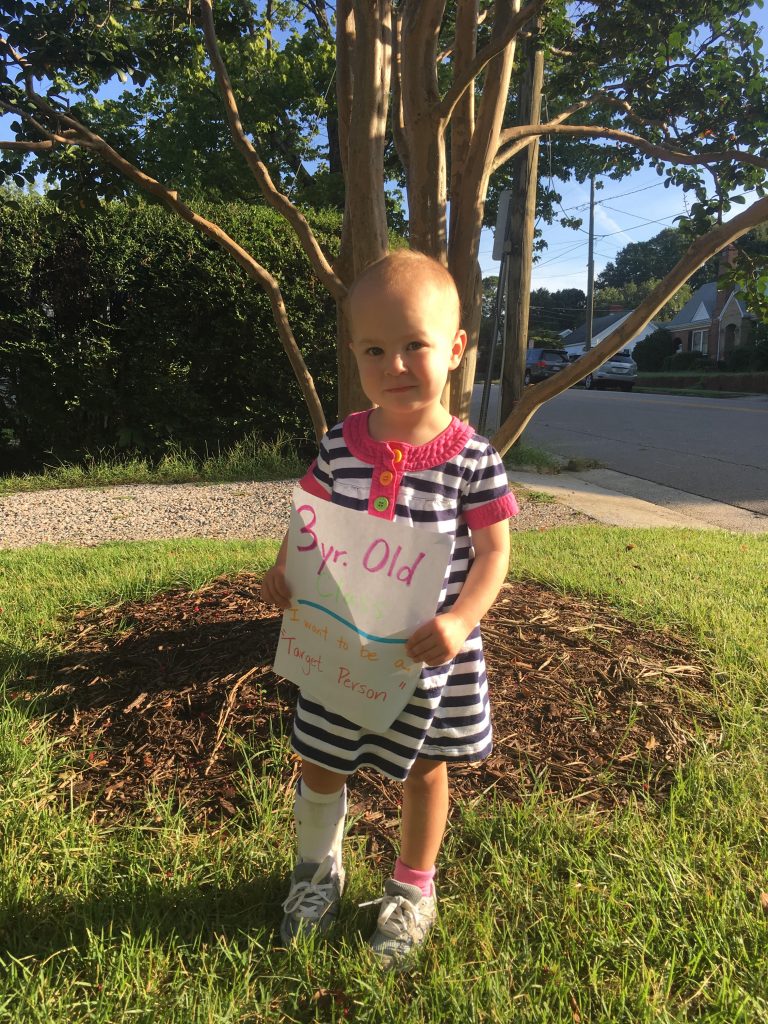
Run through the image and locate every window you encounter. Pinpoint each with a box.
[691,329,709,353]
[724,323,738,353]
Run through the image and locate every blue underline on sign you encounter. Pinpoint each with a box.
[297,600,407,644]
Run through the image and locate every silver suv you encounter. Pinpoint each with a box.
[579,351,638,392]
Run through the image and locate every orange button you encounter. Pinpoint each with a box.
[391,448,403,463]
[379,470,394,485]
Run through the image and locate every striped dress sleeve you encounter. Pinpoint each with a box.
[461,443,519,530]
[298,431,333,500]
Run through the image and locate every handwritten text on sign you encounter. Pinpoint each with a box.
[272,487,452,732]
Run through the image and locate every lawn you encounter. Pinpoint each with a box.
[1,527,766,1023]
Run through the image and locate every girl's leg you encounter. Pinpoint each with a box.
[399,758,449,873]
[295,759,348,865]
[301,760,348,795]
[368,759,447,964]
[281,759,349,943]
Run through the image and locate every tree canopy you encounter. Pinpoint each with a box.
[2,1,768,451]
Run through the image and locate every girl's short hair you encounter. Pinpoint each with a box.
[347,250,461,331]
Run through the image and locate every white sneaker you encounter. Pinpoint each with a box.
[279,855,345,944]
[366,879,437,967]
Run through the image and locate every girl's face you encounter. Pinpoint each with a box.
[347,277,466,417]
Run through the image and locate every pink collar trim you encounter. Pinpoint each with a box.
[342,410,475,470]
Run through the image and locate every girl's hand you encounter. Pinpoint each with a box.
[260,563,292,610]
[405,612,470,667]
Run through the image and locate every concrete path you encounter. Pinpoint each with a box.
[508,467,768,533]
[472,383,768,526]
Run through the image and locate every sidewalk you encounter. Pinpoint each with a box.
[508,467,768,533]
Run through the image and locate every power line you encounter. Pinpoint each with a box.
[533,239,587,268]
[559,180,665,214]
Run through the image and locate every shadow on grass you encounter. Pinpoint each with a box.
[0,868,285,959]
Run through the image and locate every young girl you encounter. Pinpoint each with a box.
[261,250,518,966]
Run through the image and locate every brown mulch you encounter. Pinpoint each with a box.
[13,574,720,847]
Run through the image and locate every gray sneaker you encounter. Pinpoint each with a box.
[279,855,345,944]
[367,879,437,967]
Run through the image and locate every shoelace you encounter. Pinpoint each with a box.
[282,856,337,922]
[359,894,418,938]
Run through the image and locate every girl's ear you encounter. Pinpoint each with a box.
[449,329,468,368]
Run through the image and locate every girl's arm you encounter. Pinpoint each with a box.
[405,519,510,667]
[260,531,292,609]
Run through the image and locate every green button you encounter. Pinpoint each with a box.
[373,496,390,512]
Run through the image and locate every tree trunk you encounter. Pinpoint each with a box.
[449,0,520,421]
[449,0,479,241]
[335,0,392,419]
[401,1,448,258]
[500,22,543,426]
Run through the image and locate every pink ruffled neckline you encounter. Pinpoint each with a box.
[342,410,475,470]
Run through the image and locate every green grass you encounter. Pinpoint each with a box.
[516,488,556,504]
[1,528,767,1022]
[0,432,306,496]
[634,388,750,399]
[502,443,563,474]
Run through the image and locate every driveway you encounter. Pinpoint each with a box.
[471,384,768,528]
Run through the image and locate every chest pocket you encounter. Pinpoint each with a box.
[331,479,369,512]
[397,487,458,534]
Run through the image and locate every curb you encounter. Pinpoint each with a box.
[508,469,724,531]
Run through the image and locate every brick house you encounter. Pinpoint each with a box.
[665,245,758,361]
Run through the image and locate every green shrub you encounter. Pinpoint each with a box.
[0,194,340,472]
[631,328,677,371]
[662,350,715,371]
[724,324,768,371]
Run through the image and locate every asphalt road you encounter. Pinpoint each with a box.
[473,385,768,520]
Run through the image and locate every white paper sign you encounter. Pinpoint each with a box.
[272,486,453,731]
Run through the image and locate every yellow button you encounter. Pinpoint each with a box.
[379,470,394,485]
[373,496,390,512]
[391,448,403,463]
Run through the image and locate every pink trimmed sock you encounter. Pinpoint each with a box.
[393,858,436,898]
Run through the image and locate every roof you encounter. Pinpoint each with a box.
[562,311,628,346]
[665,282,718,328]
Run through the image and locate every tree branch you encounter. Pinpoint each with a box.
[0,138,55,151]
[491,193,768,454]
[492,96,592,170]
[437,8,487,62]
[0,96,99,150]
[449,0,478,235]
[391,9,410,178]
[199,0,346,302]
[493,120,768,175]
[438,0,547,125]
[335,0,354,184]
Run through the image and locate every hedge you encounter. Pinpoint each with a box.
[0,194,340,472]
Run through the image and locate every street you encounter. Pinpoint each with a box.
[472,385,768,520]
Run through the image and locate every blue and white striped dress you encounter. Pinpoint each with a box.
[292,410,519,781]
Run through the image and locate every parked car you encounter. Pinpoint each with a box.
[524,347,569,385]
[570,351,638,392]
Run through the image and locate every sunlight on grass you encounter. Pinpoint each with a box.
[502,442,563,473]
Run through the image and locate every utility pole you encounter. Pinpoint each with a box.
[584,173,595,350]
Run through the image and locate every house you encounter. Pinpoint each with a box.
[664,245,758,360]
[560,310,660,359]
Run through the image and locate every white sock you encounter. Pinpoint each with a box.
[294,780,347,871]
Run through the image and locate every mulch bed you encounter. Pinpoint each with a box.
[14,574,720,848]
